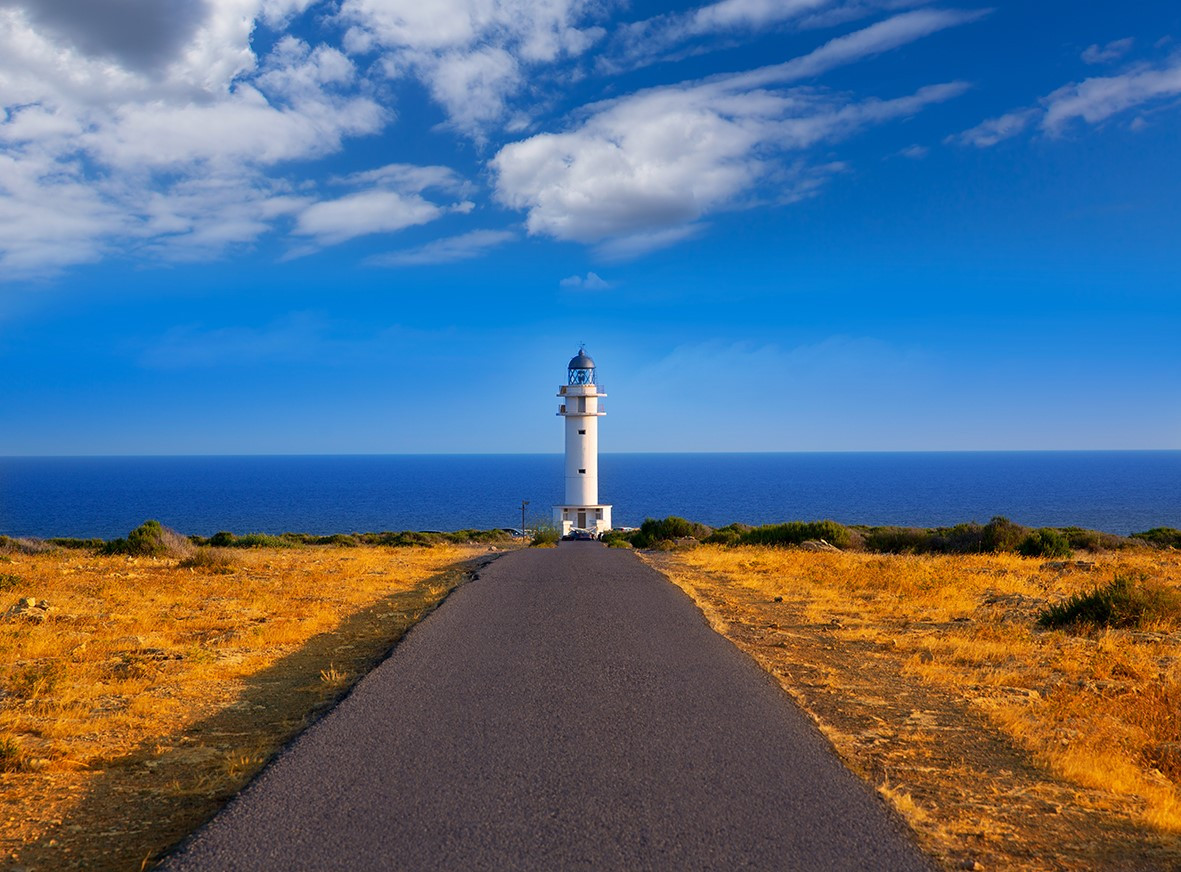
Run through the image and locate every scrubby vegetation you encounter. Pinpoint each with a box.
[530,524,561,547]
[630,517,712,548]
[178,547,236,573]
[1019,528,1073,558]
[738,520,852,549]
[611,514,1155,556]
[192,529,517,549]
[1132,528,1181,549]
[100,520,193,559]
[1038,574,1181,630]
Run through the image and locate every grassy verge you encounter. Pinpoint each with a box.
[644,545,1181,871]
[0,543,499,870]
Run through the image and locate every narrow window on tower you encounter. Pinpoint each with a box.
[578,469,586,474]
[578,429,586,435]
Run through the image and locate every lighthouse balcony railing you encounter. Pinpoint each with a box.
[558,385,606,395]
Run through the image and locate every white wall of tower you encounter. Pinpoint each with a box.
[564,410,598,505]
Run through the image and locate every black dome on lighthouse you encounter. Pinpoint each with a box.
[568,348,595,369]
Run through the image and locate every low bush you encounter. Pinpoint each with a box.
[0,536,54,555]
[702,523,751,546]
[1059,527,1129,552]
[600,529,634,548]
[46,537,105,550]
[1037,574,1181,630]
[981,516,1029,552]
[233,533,298,549]
[101,520,193,559]
[0,573,22,591]
[531,525,561,547]
[1019,528,1073,558]
[1131,528,1181,550]
[864,526,933,553]
[739,520,852,549]
[631,517,713,549]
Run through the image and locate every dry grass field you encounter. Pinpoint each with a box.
[0,542,496,871]
[645,545,1181,871]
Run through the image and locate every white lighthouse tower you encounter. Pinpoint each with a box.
[553,348,612,537]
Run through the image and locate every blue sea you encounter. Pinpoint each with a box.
[0,452,1178,540]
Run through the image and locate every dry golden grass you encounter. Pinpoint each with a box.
[647,545,1181,871]
[0,543,495,870]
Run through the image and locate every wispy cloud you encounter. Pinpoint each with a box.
[559,271,611,289]
[953,52,1181,147]
[368,229,516,266]
[950,108,1036,147]
[1081,37,1134,65]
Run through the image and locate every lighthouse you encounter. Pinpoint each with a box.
[553,348,612,537]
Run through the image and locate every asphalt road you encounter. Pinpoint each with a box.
[163,543,933,871]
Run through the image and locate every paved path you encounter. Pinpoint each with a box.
[164,543,931,871]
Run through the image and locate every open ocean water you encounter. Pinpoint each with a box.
[0,452,1178,540]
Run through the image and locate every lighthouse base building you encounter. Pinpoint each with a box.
[553,349,612,537]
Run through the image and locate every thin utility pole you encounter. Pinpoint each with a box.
[520,500,529,537]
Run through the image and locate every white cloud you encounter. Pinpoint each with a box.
[368,229,516,266]
[336,0,608,136]
[722,8,987,90]
[950,108,1036,147]
[289,162,474,251]
[492,9,982,254]
[492,30,969,256]
[604,1,972,73]
[1081,37,1134,65]
[954,53,1181,147]
[0,4,412,276]
[897,144,928,159]
[294,191,444,246]
[560,271,611,289]
[1042,58,1181,134]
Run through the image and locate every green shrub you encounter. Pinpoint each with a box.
[46,537,105,550]
[702,523,751,546]
[631,517,713,548]
[739,520,851,549]
[234,533,298,549]
[101,520,193,558]
[1058,527,1128,552]
[0,573,22,591]
[1038,574,1181,630]
[376,531,442,547]
[1131,528,1181,550]
[981,516,1029,552]
[600,529,634,547]
[1019,528,1073,558]
[864,526,932,553]
[208,531,236,547]
[531,524,561,547]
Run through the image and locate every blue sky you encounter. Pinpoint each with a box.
[1,0,1178,454]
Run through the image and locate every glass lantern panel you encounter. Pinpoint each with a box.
[569,367,595,385]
